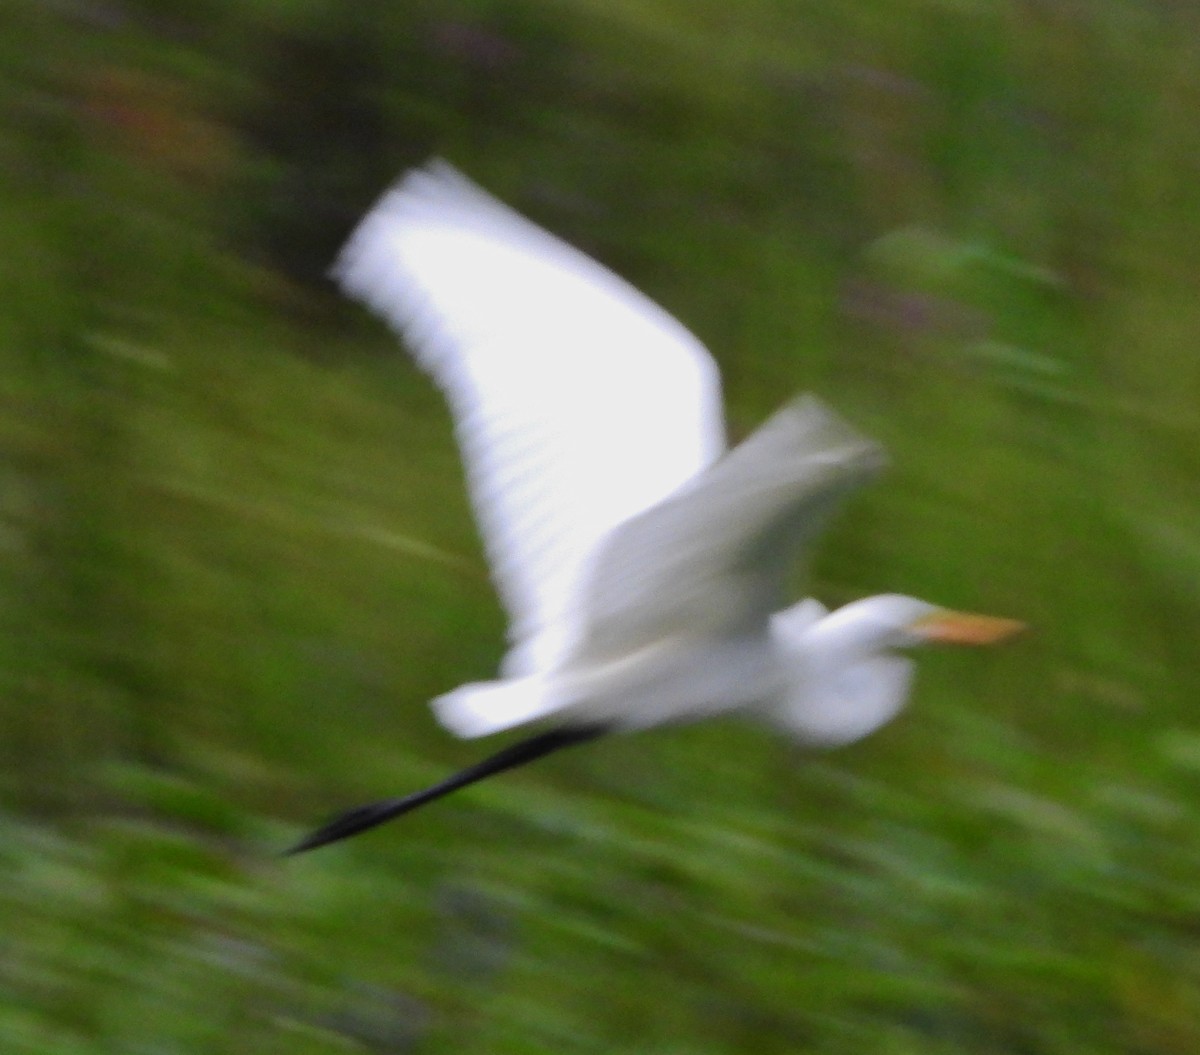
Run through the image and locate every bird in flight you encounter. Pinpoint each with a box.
[288,162,1021,854]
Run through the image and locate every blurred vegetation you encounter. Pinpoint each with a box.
[3,0,1200,1051]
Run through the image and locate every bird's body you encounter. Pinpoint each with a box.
[289,162,1021,854]
[428,393,889,742]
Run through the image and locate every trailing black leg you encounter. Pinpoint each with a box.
[286,724,609,854]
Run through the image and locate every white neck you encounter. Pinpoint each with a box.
[766,597,918,746]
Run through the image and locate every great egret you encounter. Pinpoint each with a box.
[288,162,1021,854]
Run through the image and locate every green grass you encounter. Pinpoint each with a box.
[2,0,1200,1052]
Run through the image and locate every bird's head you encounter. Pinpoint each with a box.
[804,593,1024,660]
[767,594,1024,747]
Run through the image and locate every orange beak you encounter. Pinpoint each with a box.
[913,610,1026,646]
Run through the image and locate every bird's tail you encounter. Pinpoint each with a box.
[432,676,562,738]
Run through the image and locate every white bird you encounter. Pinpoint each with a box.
[289,162,1022,853]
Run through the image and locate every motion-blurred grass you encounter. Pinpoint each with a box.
[3,1,1200,1052]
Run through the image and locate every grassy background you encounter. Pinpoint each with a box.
[3,0,1200,1051]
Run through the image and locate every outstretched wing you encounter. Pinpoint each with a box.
[576,397,886,661]
[334,162,725,675]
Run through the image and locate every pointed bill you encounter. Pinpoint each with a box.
[913,611,1026,646]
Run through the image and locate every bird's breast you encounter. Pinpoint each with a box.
[553,634,782,730]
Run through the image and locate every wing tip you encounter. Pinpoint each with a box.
[776,395,889,477]
[330,158,501,370]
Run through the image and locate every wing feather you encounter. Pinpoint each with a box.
[333,162,725,674]
[576,397,886,660]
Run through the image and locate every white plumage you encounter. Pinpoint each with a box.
[289,162,1022,853]
[335,162,724,682]
[332,160,1021,742]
